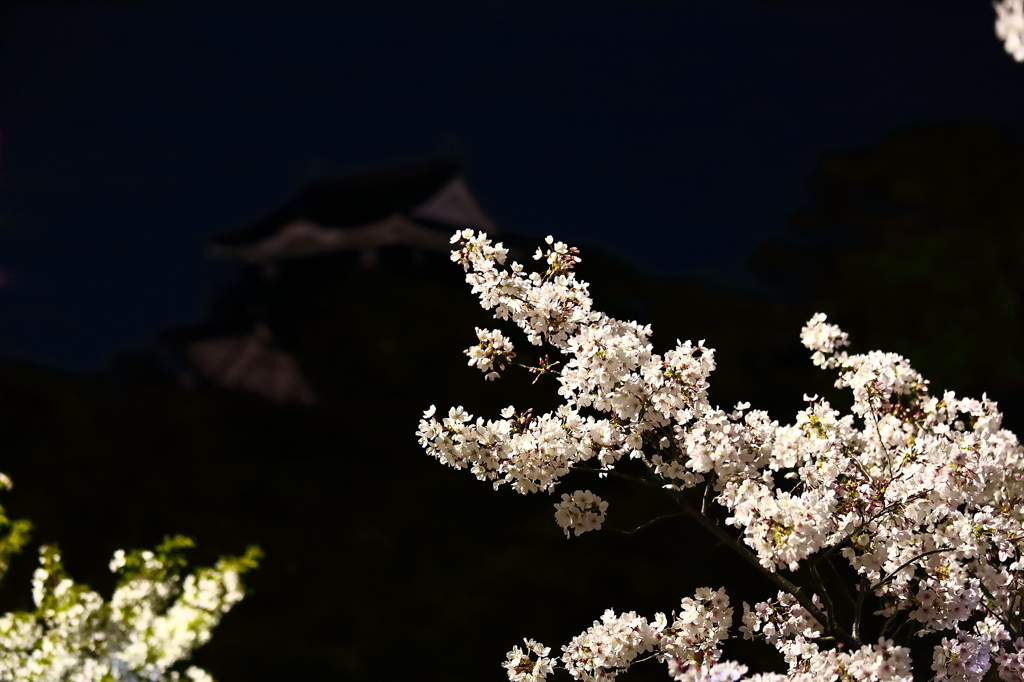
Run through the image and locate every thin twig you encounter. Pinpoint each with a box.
[826,555,858,611]
[666,488,858,649]
[853,576,867,644]
[868,548,953,592]
[629,652,664,666]
[811,491,929,568]
[569,465,663,491]
[869,402,894,485]
[878,608,903,639]
[809,563,836,633]
[702,473,715,517]
[610,513,688,536]
[979,581,1020,641]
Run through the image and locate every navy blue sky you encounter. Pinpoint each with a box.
[0,0,1022,370]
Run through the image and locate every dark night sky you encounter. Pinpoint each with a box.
[0,0,1022,371]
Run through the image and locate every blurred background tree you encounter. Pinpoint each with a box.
[751,125,1024,408]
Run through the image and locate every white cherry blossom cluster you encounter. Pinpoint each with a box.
[554,588,733,682]
[418,403,625,494]
[658,587,734,672]
[419,230,1024,681]
[996,637,1024,679]
[561,608,657,682]
[504,638,556,682]
[995,0,1024,62]
[553,489,609,537]
[466,327,516,380]
[0,530,259,681]
[931,631,991,682]
[740,591,824,667]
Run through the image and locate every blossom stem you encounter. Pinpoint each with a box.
[867,548,953,592]
[808,562,836,633]
[668,488,859,649]
[877,608,903,639]
[573,462,860,647]
[569,465,663,491]
[825,555,858,611]
[853,576,867,644]
[869,402,895,485]
[809,491,929,569]
[979,581,1020,641]
[610,513,689,536]
[701,473,715,516]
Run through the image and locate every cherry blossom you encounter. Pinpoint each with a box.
[420,230,1024,681]
[554,490,609,537]
[995,0,1024,62]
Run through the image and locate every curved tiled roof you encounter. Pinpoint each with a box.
[210,161,464,248]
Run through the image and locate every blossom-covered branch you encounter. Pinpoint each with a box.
[0,486,260,682]
[417,230,1024,681]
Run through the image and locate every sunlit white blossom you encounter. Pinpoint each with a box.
[0,536,260,682]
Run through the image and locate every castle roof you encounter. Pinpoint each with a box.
[208,161,497,263]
